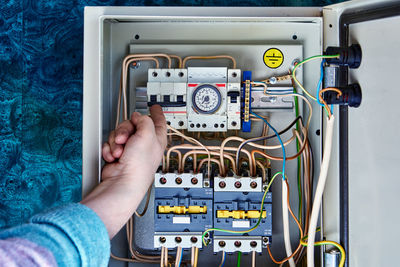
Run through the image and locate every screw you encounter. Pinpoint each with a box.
[190,123,194,128]
[175,177,182,184]
[234,181,242,188]
[204,181,209,187]
[250,181,257,189]
[191,237,198,243]
[159,237,166,243]
[202,123,206,128]
[234,241,242,247]
[196,123,200,128]
[165,71,171,77]
[175,237,182,243]
[250,241,257,247]
[178,72,184,77]
[232,72,237,78]
[263,237,269,243]
[219,181,226,188]
[191,177,198,184]
[291,59,300,70]
[218,241,226,247]
[159,177,167,184]
[130,61,140,69]
[214,124,219,128]
[178,121,184,126]
[204,233,209,238]
[152,71,158,77]
[231,121,237,127]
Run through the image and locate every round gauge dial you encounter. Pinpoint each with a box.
[192,84,222,114]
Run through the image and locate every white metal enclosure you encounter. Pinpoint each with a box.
[83,1,400,266]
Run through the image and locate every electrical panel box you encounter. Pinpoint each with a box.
[83,2,400,266]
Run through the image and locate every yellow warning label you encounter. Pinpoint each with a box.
[263,48,284,69]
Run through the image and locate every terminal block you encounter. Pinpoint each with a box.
[241,71,252,132]
[214,176,263,192]
[154,232,203,249]
[154,172,204,188]
[154,173,213,249]
[213,236,263,253]
[213,191,272,237]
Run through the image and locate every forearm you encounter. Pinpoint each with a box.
[0,203,110,267]
[81,174,151,239]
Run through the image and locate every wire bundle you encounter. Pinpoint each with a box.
[109,52,347,267]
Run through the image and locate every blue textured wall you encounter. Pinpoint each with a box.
[0,0,344,229]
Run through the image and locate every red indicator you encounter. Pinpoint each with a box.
[163,111,187,114]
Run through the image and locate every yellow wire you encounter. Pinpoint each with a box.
[193,247,199,267]
[300,239,345,267]
[292,54,340,101]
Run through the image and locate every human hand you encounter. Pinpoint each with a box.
[101,105,167,188]
[81,106,166,238]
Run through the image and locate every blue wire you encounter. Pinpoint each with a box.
[177,250,183,267]
[250,111,286,180]
[220,251,226,267]
[316,59,325,107]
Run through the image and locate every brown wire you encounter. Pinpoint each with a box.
[168,54,183,68]
[182,55,237,68]
[135,186,152,217]
[267,180,303,264]
[319,87,342,118]
[126,217,167,263]
[197,157,223,174]
[250,129,308,175]
[294,138,312,264]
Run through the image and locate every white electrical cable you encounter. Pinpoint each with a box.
[307,115,335,267]
[282,181,295,267]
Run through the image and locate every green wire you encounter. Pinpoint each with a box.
[301,227,321,241]
[202,172,283,246]
[292,54,340,117]
[291,54,339,226]
[237,251,242,267]
[293,85,303,227]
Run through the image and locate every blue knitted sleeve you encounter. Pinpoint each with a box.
[0,203,110,267]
